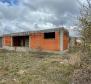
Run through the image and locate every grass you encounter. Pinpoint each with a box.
[0,50,74,84]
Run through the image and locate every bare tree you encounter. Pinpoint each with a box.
[72,1,91,84]
[79,0,91,51]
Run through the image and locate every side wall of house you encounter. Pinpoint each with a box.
[63,31,69,50]
[3,36,12,46]
[30,32,60,51]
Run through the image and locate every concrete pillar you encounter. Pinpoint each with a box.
[60,29,64,51]
[2,37,5,47]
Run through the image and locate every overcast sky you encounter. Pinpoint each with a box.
[0,0,85,36]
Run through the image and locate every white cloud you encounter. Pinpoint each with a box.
[0,0,81,36]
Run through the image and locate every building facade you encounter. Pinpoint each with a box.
[2,27,69,51]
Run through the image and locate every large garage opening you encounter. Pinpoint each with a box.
[13,36,29,47]
[0,37,2,47]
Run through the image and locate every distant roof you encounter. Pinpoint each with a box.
[4,27,68,36]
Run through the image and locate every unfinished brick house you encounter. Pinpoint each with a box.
[2,27,69,51]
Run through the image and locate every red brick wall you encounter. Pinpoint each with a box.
[3,30,69,51]
[30,32,60,51]
[3,36,12,46]
[63,31,69,50]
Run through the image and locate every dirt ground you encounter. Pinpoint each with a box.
[0,49,75,84]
